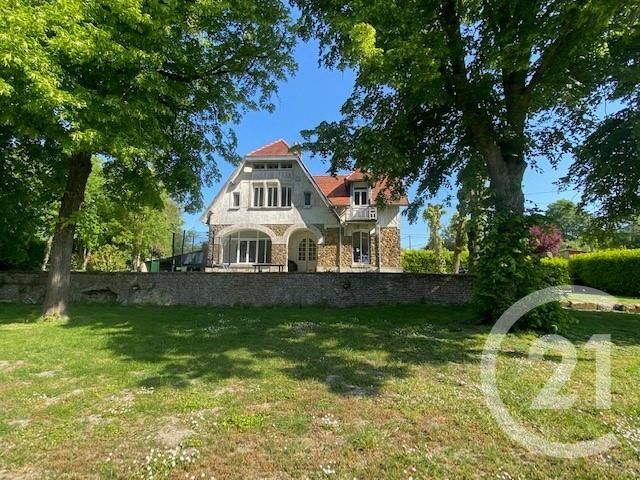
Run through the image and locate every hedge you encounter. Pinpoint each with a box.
[540,257,571,286]
[401,249,469,273]
[568,249,640,296]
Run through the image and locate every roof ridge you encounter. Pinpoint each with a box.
[246,138,290,157]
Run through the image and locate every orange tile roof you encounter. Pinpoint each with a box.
[246,139,293,157]
[312,175,409,207]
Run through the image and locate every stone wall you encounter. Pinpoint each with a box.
[0,272,473,307]
[380,228,401,268]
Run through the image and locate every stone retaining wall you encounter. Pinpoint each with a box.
[0,272,473,307]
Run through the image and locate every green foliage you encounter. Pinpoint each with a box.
[544,200,593,243]
[540,257,571,286]
[294,0,632,218]
[422,204,446,273]
[0,140,63,269]
[473,214,570,332]
[569,249,640,296]
[401,249,468,274]
[1,0,296,210]
[565,15,639,223]
[88,245,128,272]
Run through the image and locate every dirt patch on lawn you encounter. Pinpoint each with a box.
[0,468,42,480]
[43,388,84,407]
[0,361,26,374]
[157,416,194,448]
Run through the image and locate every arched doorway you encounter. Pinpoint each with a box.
[288,230,318,272]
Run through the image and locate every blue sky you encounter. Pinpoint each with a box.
[183,40,582,249]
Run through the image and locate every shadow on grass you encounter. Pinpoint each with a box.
[58,303,486,396]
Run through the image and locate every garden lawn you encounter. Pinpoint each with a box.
[0,303,639,479]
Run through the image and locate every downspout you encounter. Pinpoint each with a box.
[331,206,343,273]
[376,221,382,272]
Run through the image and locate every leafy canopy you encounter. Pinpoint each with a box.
[0,0,296,211]
[294,0,633,217]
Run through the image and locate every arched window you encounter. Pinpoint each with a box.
[223,230,272,264]
[352,231,370,264]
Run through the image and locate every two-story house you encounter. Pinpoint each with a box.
[201,139,407,272]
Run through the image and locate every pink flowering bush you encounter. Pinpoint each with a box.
[529,225,563,256]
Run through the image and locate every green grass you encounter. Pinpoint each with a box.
[0,303,639,479]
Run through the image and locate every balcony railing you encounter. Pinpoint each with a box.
[344,206,377,222]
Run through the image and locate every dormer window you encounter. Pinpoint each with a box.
[232,192,240,208]
[353,187,368,206]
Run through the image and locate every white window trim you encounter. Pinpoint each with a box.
[224,231,272,264]
[303,191,312,208]
[251,180,287,209]
[353,187,369,206]
[352,230,371,265]
[230,191,241,209]
[281,184,292,208]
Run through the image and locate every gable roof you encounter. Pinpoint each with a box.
[313,175,409,207]
[246,139,293,157]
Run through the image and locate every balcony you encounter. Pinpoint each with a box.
[344,206,377,222]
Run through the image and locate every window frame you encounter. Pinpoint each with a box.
[303,191,312,208]
[281,185,292,207]
[352,230,370,265]
[231,191,240,208]
[223,230,272,264]
[353,187,369,206]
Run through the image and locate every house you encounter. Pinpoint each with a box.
[200,139,408,272]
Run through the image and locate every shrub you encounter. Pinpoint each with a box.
[540,257,570,286]
[530,225,563,256]
[402,249,451,273]
[88,245,129,272]
[473,213,570,332]
[569,249,640,296]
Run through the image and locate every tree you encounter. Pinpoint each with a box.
[294,0,632,321]
[455,158,489,271]
[75,159,108,270]
[106,195,183,271]
[566,108,640,222]
[449,213,468,274]
[1,0,295,317]
[544,200,592,242]
[0,137,64,270]
[565,11,639,222]
[423,204,446,273]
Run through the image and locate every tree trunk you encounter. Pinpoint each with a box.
[81,248,90,271]
[452,216,467,274]
[42,152,92,318]
[41,235,53,271]
[483,149,527,216]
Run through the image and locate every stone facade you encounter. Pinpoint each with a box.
[0,272,474,307]
[380,228,401,269]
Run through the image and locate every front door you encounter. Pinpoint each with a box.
[297,237,317,272]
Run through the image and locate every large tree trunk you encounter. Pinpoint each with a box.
[42,152,92,318]
[483,149,527,216]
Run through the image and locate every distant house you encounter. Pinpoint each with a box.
[559,248,588,259]
[200,139,408,272]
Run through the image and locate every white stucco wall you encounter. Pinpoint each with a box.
[204,159,339,227]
